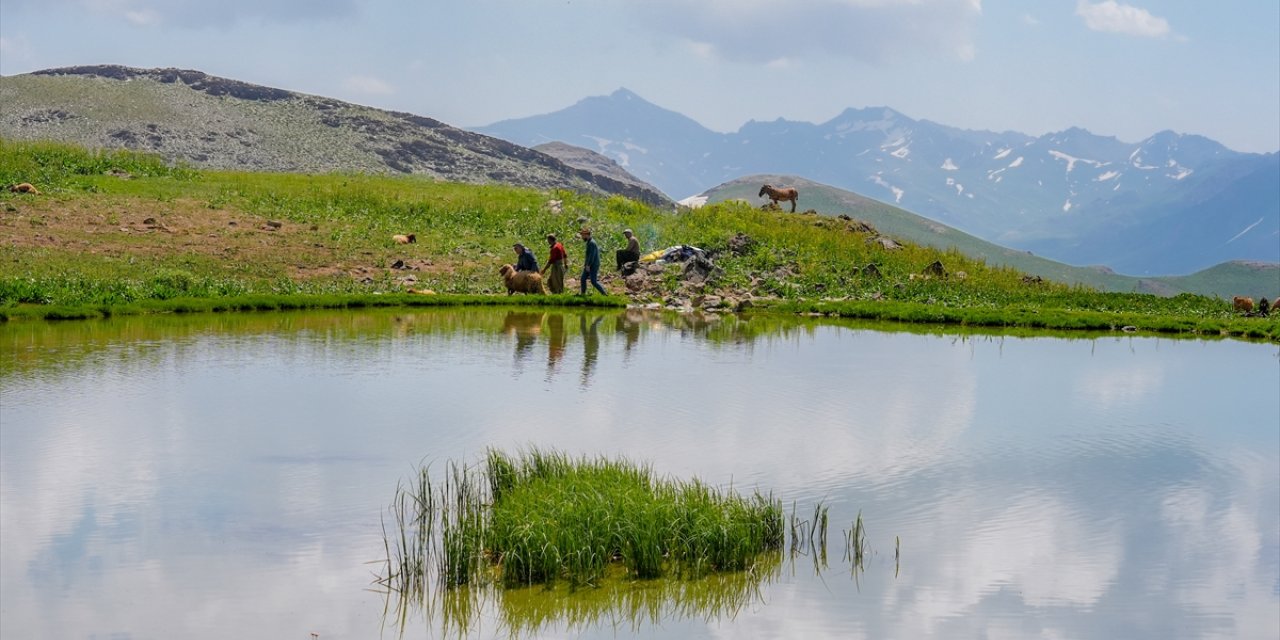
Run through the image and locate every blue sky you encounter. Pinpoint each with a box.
[1,1,1277,153]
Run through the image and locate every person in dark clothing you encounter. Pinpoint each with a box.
[578,228,607,295]
[513,243,539,272]
[616,228,641,270]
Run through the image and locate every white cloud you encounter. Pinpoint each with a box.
[636,0,982,65]
[341,75,394,96]
[124,8,162,26]
[12,0,358,28]
[1075,0,1171,38]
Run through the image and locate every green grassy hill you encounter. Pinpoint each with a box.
[704,175,1279,300]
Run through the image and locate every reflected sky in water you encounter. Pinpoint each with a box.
[1,309,1277,639]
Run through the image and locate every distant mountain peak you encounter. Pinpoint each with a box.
[609,87,642,100]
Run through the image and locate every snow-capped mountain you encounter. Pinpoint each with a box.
[477,91,1278,276]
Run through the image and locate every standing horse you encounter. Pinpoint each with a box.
[759,184,799,212]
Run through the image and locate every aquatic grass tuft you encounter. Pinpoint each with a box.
[380,448,786,594]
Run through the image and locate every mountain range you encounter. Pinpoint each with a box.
[476,89,1280,276]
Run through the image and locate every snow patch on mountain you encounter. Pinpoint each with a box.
[678,194,708,209]
[1008,156,1025,168]
[941,158,958,171]
[1165,160,1193,180]
[1226,217,1264,244]
[993,148,1012,160]
[1049,150,1102,173]
[891,146,910,159]
[1128,149,1159,169]
[1096,170,1121,182]
[946,177,964,195]
[870,174,905,203]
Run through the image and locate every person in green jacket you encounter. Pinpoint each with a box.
[578,228,607,295]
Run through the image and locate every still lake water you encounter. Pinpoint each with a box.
[1,308,1277,640]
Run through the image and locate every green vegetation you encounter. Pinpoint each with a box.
[380,448,784,596]
[2,140,1277,340]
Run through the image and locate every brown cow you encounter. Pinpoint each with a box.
[1232,296,1255,313]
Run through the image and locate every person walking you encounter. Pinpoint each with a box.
[513,243,539,272]
[541,233,567,294]
[578,228,607,295]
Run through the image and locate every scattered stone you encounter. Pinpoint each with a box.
[1121,325,1137,333]
[1022,275,1044,285]
[143,217,157,225]
[105,168,133,179]
[873,236,903,250]
[860,263,882,278]
[726,232,756,256]
[265,220,283,229]
[922,260,947,278]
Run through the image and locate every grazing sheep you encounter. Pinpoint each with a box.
[393,233,417,244]
[499,264,544,295]
[1232,296,1255,313]
[9,183,40,195]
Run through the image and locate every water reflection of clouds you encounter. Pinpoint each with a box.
[2,313,1277,639]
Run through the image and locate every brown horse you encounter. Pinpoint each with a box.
[759,184,799,212]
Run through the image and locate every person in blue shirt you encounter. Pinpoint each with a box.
[513,243,539,272]
[578,228,607,295]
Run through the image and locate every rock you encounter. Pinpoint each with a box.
[620,260,639,276]
[922,260,947,278]
[624,273,647,292]
[873,236,902,250]
[860,263,882,278]
[726,232,756,256]
[265,220,283,229]
[682,255,718,283]
[1022,275,1044,285]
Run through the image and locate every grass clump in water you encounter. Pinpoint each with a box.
[382,448,785,595]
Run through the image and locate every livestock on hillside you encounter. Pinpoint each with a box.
[759,184,799,213]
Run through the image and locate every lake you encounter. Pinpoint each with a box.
[2,308,1277,639]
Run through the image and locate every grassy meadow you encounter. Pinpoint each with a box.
[2,140,1276,340]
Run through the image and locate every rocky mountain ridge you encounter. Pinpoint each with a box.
[0,66,669,206]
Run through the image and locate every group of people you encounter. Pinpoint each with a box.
[512,228,640,295]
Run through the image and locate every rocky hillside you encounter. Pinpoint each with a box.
[533,141,670,206]
[0,65,667,205]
